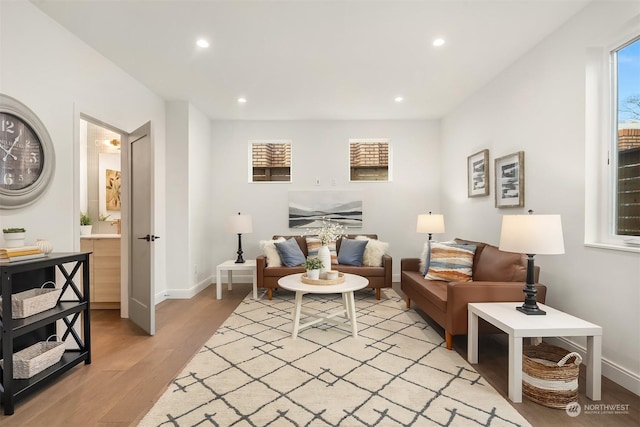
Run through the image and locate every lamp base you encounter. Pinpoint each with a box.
[235,233,245,263]
[516,305,546,315]
[516,254,546,315]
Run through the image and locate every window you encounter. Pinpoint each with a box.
[349,139,391,182]
[249,141,291,182]
[613,37,640,237]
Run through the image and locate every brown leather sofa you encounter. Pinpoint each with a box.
[257,234,392,300]
[401,238,546,350]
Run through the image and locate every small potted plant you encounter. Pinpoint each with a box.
[2,227,26,248]
[303,257,324,280]
[80,212,92,236]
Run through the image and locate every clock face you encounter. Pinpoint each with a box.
[0,112,44,190]
[0,94,55,209]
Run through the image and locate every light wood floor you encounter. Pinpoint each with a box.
[1,284,638,426]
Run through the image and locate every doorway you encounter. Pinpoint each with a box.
[77,114,156,335]
[79,117,126,313]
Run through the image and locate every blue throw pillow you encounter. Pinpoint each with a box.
[337,238,368,266]
[274,238,306,267]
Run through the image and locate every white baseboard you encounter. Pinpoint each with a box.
[545,337,640,396]
[392,273,401,283]
[154,292,168,305]
[155,274,214,303]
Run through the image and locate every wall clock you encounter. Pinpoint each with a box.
[0,94,56,209]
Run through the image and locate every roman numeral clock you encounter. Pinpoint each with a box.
[0,94,55,209]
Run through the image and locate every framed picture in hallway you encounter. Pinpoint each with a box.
[467,149,489,197]
[495,151,524,208]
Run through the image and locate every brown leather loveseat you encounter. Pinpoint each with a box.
[401,238,546,350]
[257,234,392,300]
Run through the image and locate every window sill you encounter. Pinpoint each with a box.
[584,242,640,254]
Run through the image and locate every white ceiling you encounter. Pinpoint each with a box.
[32,0,589,121]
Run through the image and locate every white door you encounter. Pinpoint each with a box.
[128,122,155,335]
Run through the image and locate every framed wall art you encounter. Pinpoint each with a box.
[467,149,489,197]
[495,151,524,208]
[288,190,363,228]
[98,152,121,216]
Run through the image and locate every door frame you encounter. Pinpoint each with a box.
[75,112,131,317]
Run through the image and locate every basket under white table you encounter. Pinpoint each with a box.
[278,272,369,339]
[467,302,602,403]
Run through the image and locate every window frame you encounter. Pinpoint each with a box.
[611,36,640,239]
[584,27,640,252]
[348,138,392,183]
[248,139,292,184]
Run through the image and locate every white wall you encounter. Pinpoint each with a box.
[165,101,190,300]
[164,101,213,301]
[0,1,167,305]
[441,1,640,393]
[188,104,214,294]
[210,120,440,280]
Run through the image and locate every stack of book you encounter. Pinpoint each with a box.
[0,246,45,263]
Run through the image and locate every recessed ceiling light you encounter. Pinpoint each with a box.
[394,96,404,103]
[196,39,209,48]
[433,38,445,47]
[237,97,247,103]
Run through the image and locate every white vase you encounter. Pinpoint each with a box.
[306,269,320,280]
[80,225,92,236]
[36,239,53,254]
[318,244,332,278]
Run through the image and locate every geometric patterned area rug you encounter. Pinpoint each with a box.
[139,288,531,427]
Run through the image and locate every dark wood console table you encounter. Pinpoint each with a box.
[1,252,91,415]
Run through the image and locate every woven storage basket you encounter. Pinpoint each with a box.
[0,335,65,379]
[522,343,582,409]
[0,281,61,319]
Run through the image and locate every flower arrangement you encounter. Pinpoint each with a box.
[315,217,345,245]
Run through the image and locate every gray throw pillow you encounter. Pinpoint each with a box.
[274,238,306,267]
[337,238,368,266]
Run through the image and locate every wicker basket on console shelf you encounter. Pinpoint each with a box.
[0,335,65,379]
[0,281,61,319]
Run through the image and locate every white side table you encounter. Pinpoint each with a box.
[215,260,257,300]
[467,302,602,403]
[278,273,369,339]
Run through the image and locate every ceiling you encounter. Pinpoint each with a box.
[32,0,589,121]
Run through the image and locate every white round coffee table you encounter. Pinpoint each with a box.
[278,273,369,339]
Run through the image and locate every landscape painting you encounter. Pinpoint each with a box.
[289,191,363,228]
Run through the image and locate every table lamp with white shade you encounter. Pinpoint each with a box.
[499,210,564,315]
[417,212,445,241]
[227,212,253,263]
